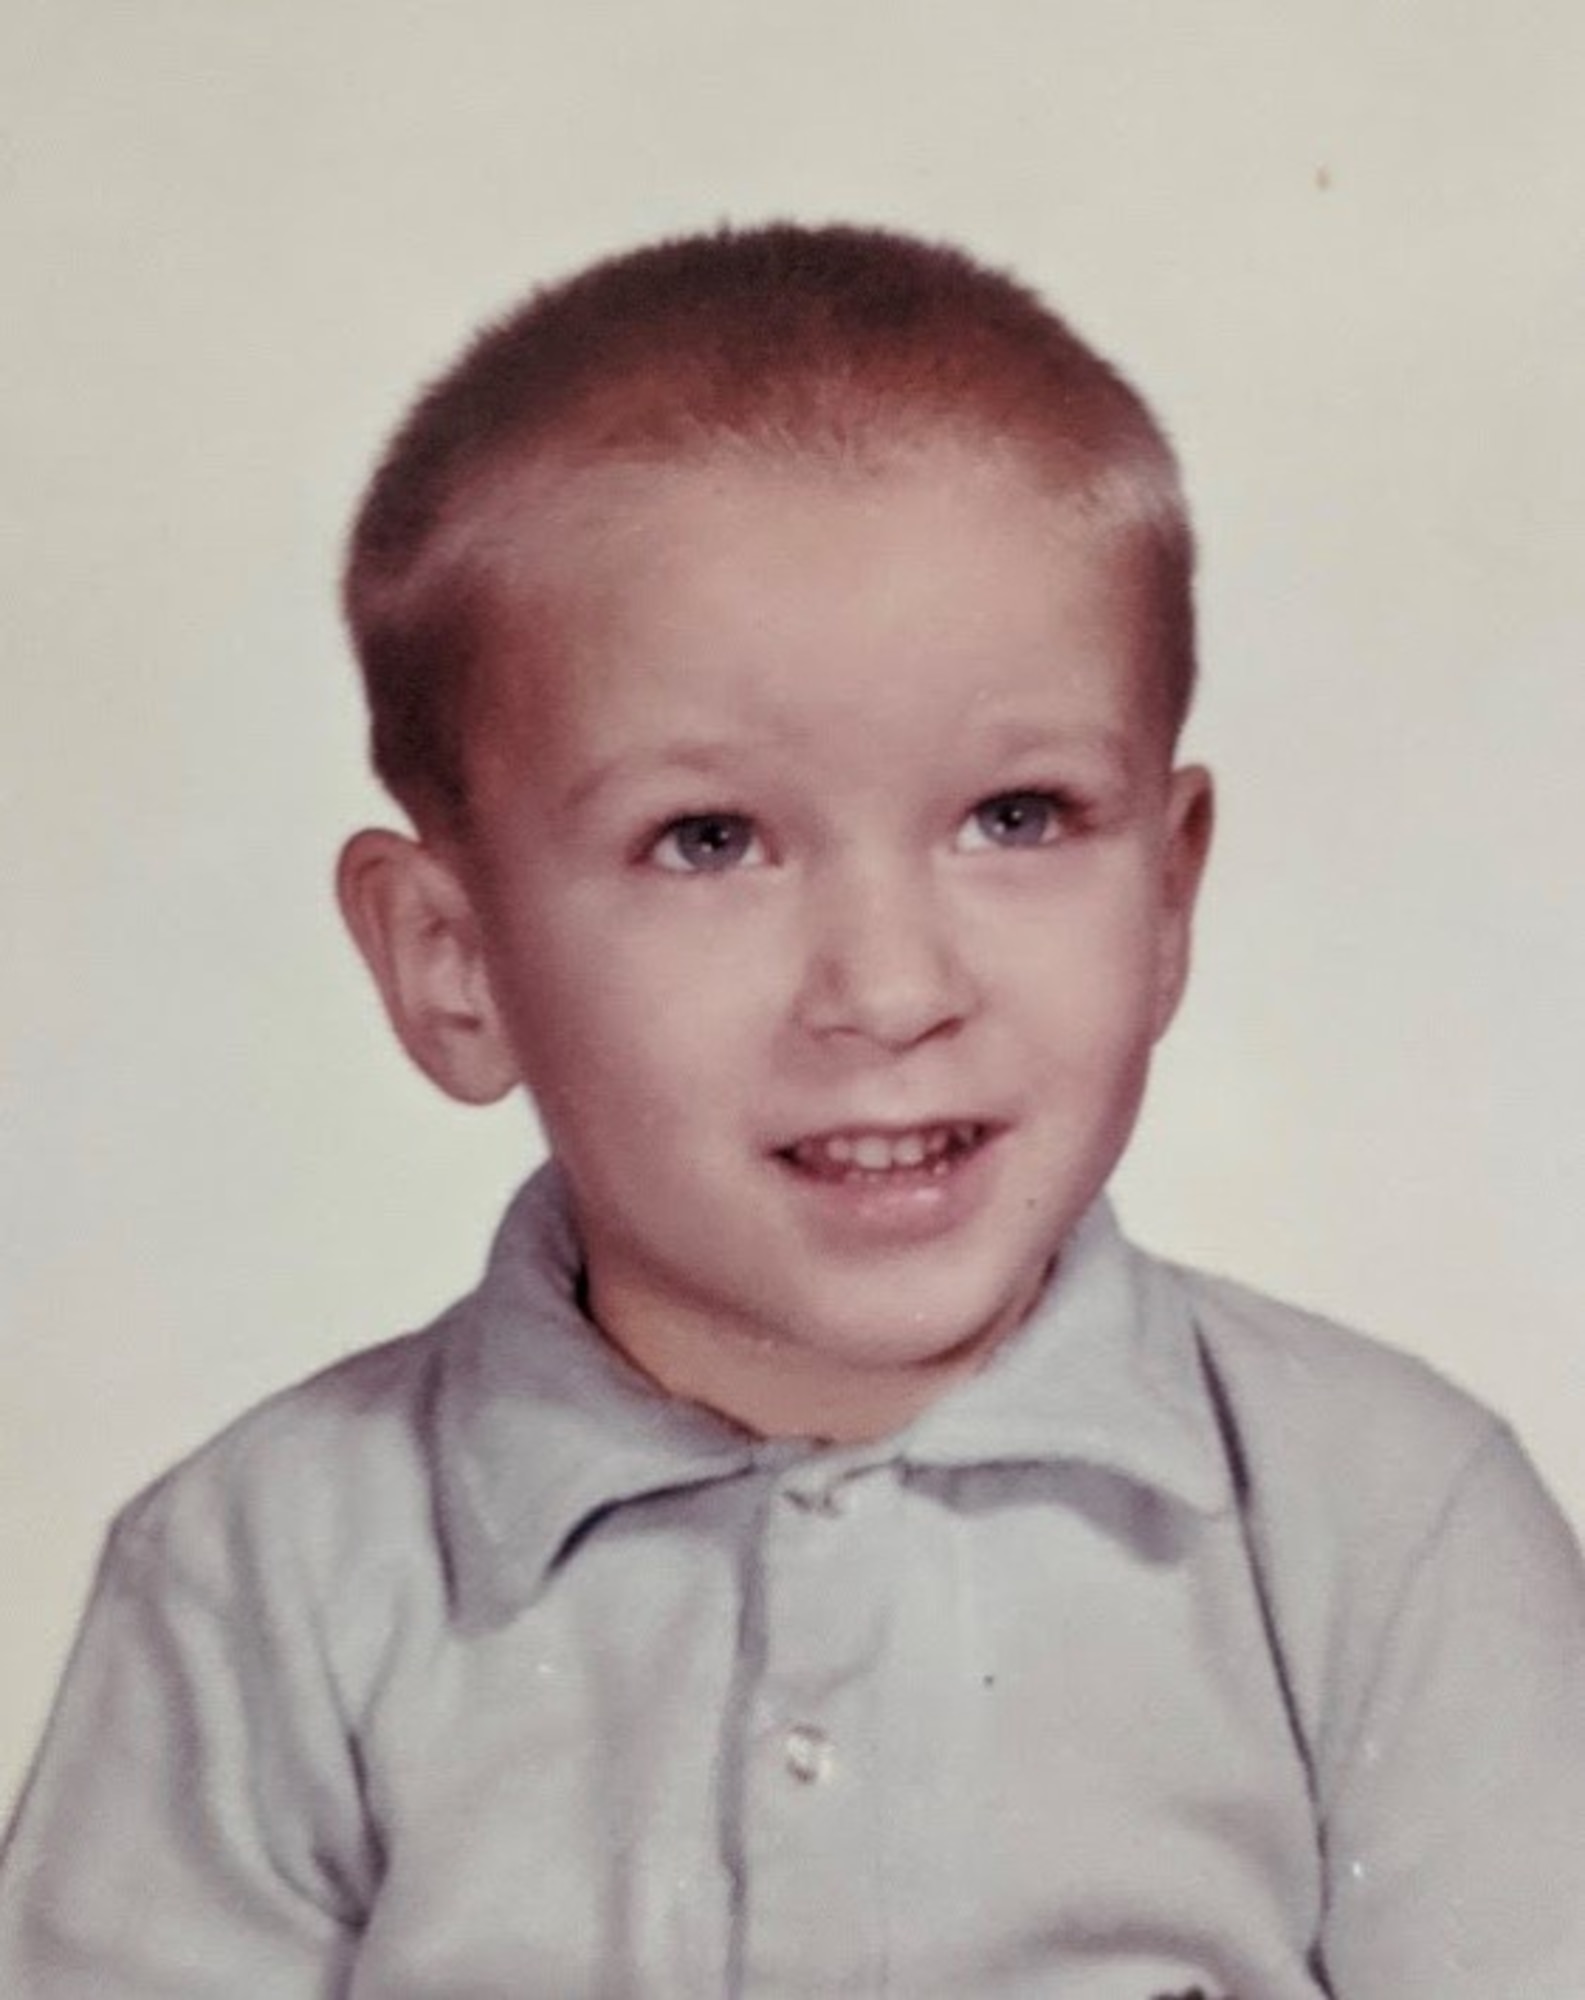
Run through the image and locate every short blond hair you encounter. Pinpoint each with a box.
[345,223,1196,831]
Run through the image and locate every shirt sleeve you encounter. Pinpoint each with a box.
[1317,1425,1585,1999]
[0,1512,374,1998]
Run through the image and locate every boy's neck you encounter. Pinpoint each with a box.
[581,1259,1052,1445]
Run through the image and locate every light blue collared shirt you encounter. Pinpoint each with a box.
[3,1167,1583,1996]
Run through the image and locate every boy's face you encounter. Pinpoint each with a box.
[368,440,1210,1441]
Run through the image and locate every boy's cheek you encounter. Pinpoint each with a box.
[500,969,745,1123]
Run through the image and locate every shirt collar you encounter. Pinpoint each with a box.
[897,1198,1233,1518]
[434,1166,1235,1627]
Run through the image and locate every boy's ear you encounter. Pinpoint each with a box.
[1151,764,1215,1039]
[335,830,520,1106]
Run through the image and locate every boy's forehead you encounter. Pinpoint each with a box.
[462,441,1170,804]
[476,434,1141,648]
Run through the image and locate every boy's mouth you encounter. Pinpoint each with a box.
[777,1122,992,1182]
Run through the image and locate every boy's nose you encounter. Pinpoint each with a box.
[794,865,977,1053]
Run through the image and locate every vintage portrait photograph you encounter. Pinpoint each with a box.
[4,3,1583,1992]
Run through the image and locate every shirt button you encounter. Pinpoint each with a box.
[786,1482,848,1517]
[782,1723,834,1785]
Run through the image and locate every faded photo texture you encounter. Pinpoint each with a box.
[3,3,1582,1987]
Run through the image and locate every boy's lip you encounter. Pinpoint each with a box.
[772,1118,1002,1180]
[768,1116,1009,1249]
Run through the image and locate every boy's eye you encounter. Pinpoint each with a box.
[650,812,766,873]
[957,790,1067,852]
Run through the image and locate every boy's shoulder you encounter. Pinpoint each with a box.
[108,1316,459,1614]
[1164,1250,1508,1521]
[1158,1249,1537,1778]
[99,1164,725,1631]
[108,1171,570,1583]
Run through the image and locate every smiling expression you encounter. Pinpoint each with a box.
[445,437,1210,1440]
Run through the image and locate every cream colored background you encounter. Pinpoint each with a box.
[4,1,1582,1813]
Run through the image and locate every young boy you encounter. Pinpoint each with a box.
[2,225,1582,1998]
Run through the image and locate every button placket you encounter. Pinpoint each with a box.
[734,1462,893,1988]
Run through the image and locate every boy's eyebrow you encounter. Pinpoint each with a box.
[972,717,1140,772]
[556,719,1143,817]
[556,739,748,815]
[955,716,1152,793]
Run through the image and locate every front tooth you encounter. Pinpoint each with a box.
[892,1132,927,1167]
[852,1135,894,1170]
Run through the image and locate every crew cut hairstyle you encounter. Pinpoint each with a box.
[345,221,1197,832]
